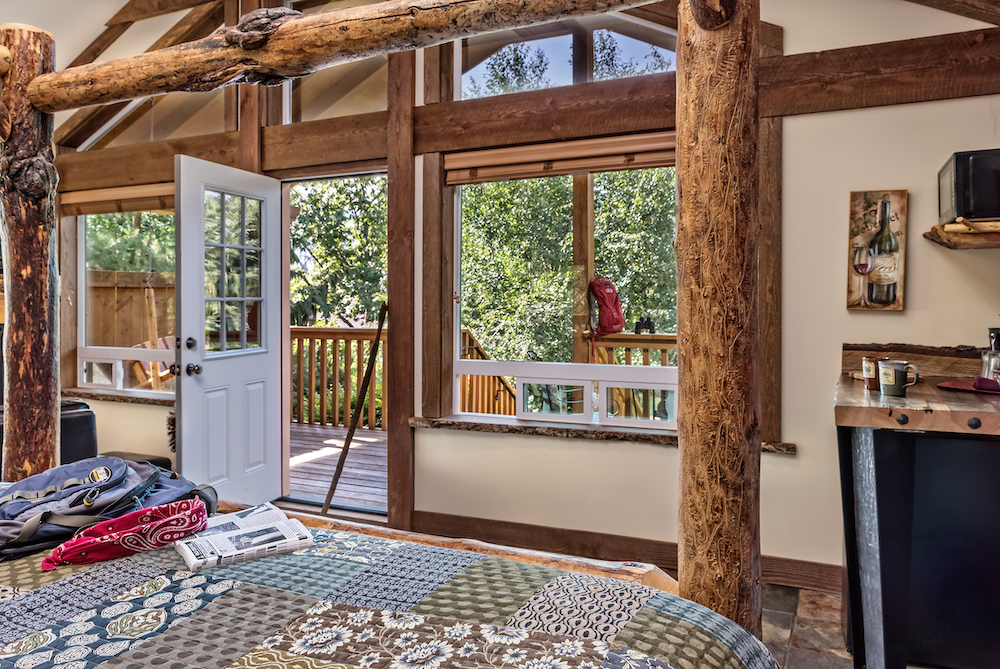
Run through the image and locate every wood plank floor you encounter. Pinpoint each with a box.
[288,423,387,514]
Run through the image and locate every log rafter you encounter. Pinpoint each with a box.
[29,0,659,114]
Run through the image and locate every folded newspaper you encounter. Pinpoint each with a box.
[174,502,313,571]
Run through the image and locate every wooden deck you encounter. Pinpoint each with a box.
[288,423,387,514]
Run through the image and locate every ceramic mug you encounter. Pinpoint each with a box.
[878,359,919,397]
[862,356,887,391]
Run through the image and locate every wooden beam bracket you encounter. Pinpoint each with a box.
[221,6,301,55]
[688,0,737,30]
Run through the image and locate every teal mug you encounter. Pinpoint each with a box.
[878,359,919,397]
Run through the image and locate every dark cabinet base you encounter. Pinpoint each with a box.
[839,428,1000,669]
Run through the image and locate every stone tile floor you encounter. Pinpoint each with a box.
[762,585,854,669]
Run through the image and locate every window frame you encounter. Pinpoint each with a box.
[75,211,177,399]
[450,141,679,431]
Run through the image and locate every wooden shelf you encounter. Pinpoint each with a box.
[924,219,1000,249]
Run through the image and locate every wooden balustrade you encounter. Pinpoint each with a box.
[459,329,517,415]
[291,327,387,430]
[290,327,676,426]
[592,332,678,366]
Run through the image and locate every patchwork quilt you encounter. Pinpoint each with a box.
[0,525,778,669]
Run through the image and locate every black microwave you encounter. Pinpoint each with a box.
[938,148,1000,224]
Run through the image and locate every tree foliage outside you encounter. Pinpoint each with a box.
[460,167,676,364]
[459,30,677,364]
[289,175,388,327]
[85,212,175,272]
[463,28,673,100]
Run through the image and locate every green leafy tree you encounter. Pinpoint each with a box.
[289,176,388,327]
[465,42,553,98]
[592,30,672,82]
[594,168,677,334]
[461,177,574,362]
[459,31,677,364]
[85,212,175,272]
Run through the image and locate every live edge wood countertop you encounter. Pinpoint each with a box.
[835,374,1000,437]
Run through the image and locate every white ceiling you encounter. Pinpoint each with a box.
[0,1,190,70]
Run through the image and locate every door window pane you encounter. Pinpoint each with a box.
[246,251,261,298]
[225,302,244,350]
[224,194,243,246]
[204,191,222,243]
[205,301,222,352]
[225,248,243,298]
[246,199,261,247]
[205,246,221,298]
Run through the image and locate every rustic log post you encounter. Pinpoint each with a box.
[675,0,762,636]
[0,24,59,482]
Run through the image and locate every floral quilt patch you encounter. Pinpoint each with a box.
[261,600,610,669]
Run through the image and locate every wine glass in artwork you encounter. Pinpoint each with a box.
[851,244,874,307]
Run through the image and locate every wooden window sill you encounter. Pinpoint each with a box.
[411,415,795,454]
[62,388,176,407]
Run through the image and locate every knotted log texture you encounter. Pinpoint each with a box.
[28,0,655,114]
[675,0,762,636]
[0,24,59,482]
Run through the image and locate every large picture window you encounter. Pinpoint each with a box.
[455,162,678,429]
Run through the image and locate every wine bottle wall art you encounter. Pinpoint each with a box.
[847,190,907,311]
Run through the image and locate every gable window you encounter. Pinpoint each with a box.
[450,134,678,430]
[461,12,675,100]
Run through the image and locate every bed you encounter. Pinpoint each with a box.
[0,514,778,669]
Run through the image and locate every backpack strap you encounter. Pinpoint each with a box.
[14,511,105,544]
[0,478,90,504]
[188,485,219,515]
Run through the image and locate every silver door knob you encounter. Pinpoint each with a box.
[186,363,203,375]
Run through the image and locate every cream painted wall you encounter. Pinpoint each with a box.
[87,399,175,464]
[415,430,679,541]
[416,0,1000,567]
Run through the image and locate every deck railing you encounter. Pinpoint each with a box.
[592,332,678,366]
[459,329,517,415]
[290,326,678,426]
[291,327,387,430]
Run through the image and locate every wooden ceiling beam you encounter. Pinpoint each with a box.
[33,0,672,114]
[55,0,225,148]
[107,0,215,26]
[901,0,1000,25]
[761,26,1000,117]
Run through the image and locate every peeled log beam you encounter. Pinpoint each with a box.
[675,0,762,636]
[0,24,59,482]
[28,0,656,114]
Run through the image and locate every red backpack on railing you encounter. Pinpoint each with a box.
[589,277,625,337]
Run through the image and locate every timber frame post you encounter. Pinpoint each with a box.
[0,24,59,482]
[675,0,762,636]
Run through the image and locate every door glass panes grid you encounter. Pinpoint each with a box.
[204,190,263,353]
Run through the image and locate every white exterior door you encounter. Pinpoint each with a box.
[175,155,282,505]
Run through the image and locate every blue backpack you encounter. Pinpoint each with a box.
[0,456,217,561]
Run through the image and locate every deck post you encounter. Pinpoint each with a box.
[675,0,763,635]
